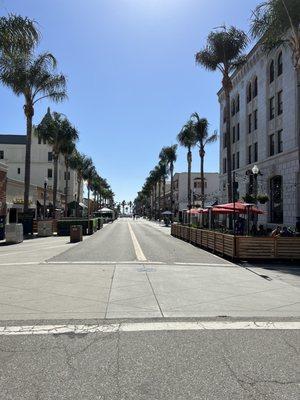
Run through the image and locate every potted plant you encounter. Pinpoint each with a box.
[242,194,256,203]
[256,194,269,204]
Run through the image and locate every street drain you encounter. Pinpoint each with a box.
[137,267,156,273]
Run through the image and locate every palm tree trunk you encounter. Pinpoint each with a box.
[296,68,300,227]
[187,149,192,226]
[53,154,58,216]
[158,178,161,220]
[77,176,81,217]
[64,159,69,217]
[87,184,90,218]
[154,183,157,220]
[163,175,166,211]
[200,148,205,208]
[170,163,174,216]
[23,103,34,212]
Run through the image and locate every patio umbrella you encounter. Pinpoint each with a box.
[215,201,263,215]
[187,208,202,215]
[162,211,173,215]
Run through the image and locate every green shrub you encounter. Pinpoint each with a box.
[57,218,98,236]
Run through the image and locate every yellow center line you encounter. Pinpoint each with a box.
[127,222,147,261]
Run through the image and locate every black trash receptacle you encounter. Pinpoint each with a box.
[0,216,5,240]
[70,225,83,243]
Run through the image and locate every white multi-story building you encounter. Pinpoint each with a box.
[173,172,219,212]
[0,133,82,211]
[218,42,299,228]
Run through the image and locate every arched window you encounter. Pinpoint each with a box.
[231,99,236,116]
[253,76,258,98]
[270,60,275,83]
[270,175,283,223]
[247,83,252,103]
[277,52,283,76]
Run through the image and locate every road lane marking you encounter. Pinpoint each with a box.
[127,223,147,261]
[42,261,164,265]
[0,321,299,336]
[174,262,236,267]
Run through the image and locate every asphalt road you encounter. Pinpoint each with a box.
[1,327,299,400]
[0,218,299,399]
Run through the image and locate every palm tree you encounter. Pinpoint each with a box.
[69,151,87,217]
[121,200,126,215]
[61,142,76,216]
[82,158,96,219]
[0,14,39,55]
[159,145,177,214]
[36,110,78,213]
[195,27,248,207]
[0,52,67,211]
[251,0,300,220]
[128,201,133,214]
[177,120,197,223]
[191,113,218,208]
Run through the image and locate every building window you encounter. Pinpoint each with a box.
[247,83,252,103]
[277,90,283,115]
[231,100,236,116]
[48,152,53,162]
[17,167,20,174]
[269,97,275,120]
[277,52,283,76]
[248,114,252,133]
[223,107,226,123]
[278,130,283,153]
[223,133,227,149]
[270,175,283,223]
[236,152,240,169]
[253,77,258,98]
[47,168,53,179]
[223,158,227,174]
[248,145,252,164]
[254,142,258,162]
[232,126,236,143]
[237,123,240,141]
[254,109,258,130]
[232,154,235,170]
[236,95,240,112]
[0,150,3,159]
[269,134,275,156]
[270,60,275,83]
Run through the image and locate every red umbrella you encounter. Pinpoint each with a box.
[215,201,263,214]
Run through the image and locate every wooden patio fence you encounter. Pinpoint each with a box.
[171,224,300,260]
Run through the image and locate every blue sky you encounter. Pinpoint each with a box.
[0,0,261,202]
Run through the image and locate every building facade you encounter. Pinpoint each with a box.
[173,172,219,213]
[0,133,82,211]
[218,42,299,228]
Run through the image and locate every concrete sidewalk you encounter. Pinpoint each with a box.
[0,262,299,321]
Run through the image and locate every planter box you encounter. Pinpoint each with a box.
[37,220,53,237]
[171,225,300,260]
[5,223,23,244]
[57,218,98,236]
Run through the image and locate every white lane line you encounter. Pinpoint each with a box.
[127,222,147,262]
[173,262,236,267]
[0,262,40,266]
[0,244,70,257]
[0,321,299,336]
[44,261,163,265]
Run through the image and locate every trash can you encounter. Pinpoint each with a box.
[70,225,83,243]
[0,216,5,240]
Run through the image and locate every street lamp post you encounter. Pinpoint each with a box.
[252,164,260,203]
[43,177,48,220]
